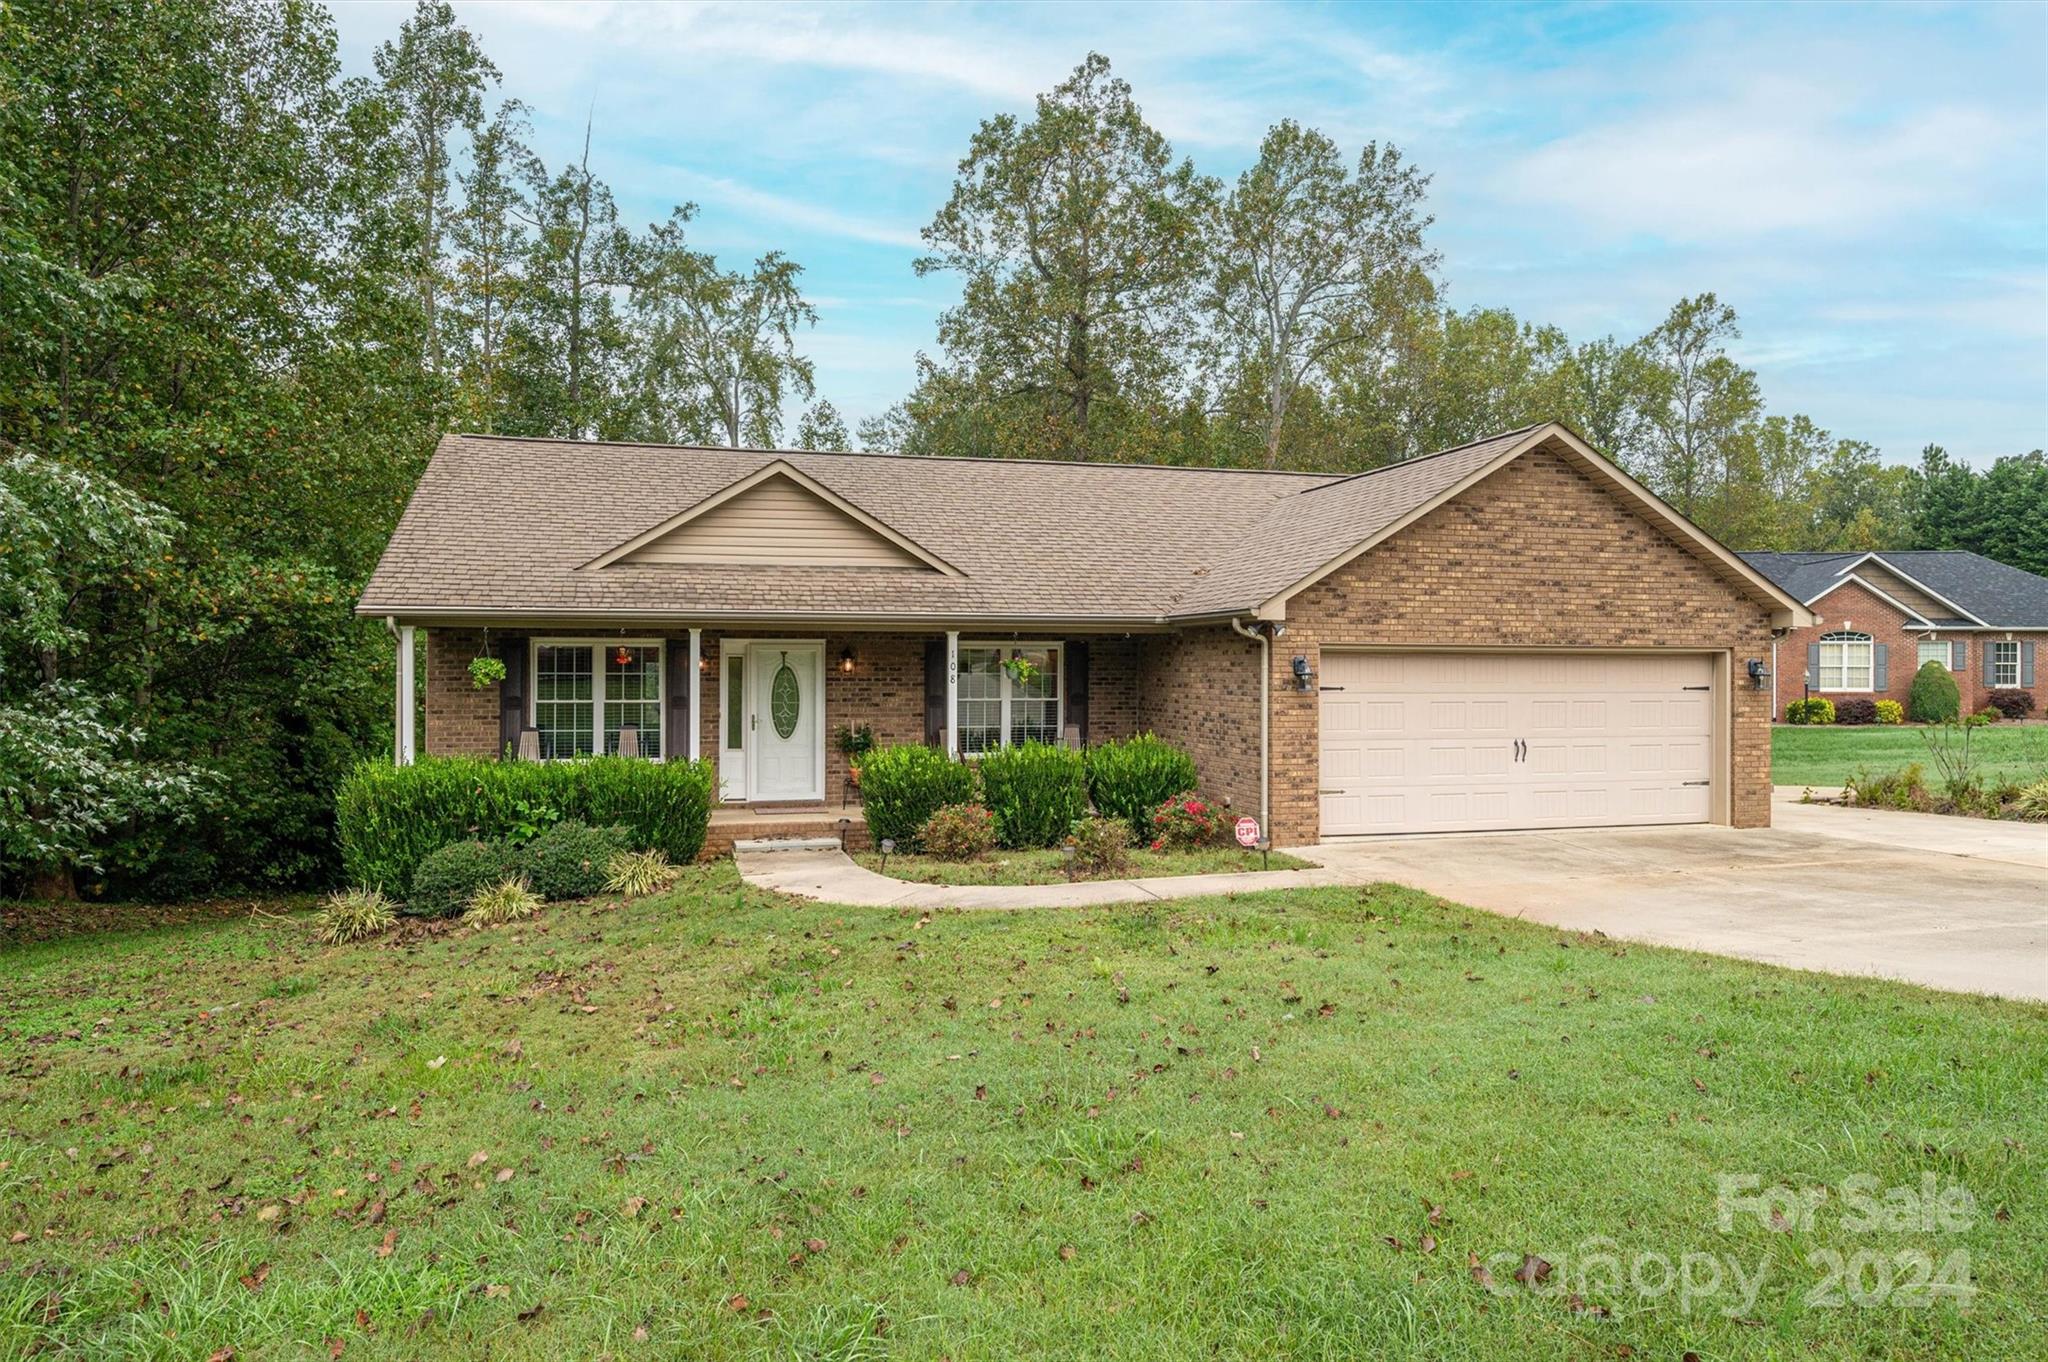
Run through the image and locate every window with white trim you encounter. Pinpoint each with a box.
[957,643,1061,755]
[531,640,664,759]
[1817,631,1873,691]
[1990,640,2020,688]
[1917,639,1950,672]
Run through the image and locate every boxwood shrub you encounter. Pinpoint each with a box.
[336,755,714,895]
[1085,733,1198,839]
[1785,697,1835,725]
[857,744,977,849]
[406,840,522,918]
[523,820,633,901]
[1908,661,1960,723]
[978,741,1088,849]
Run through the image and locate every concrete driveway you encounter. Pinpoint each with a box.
[1299,795,2048,1002]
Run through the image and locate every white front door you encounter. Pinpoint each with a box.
[1318,651,1716,835]
[748,643,823,801]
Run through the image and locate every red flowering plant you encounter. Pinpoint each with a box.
[1148,790,1221,851]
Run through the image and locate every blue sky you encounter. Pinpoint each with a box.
[331,1,2047,465]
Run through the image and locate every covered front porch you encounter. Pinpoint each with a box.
[402,623,1176,808]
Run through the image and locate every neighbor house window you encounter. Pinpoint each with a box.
[1991,640,2020,688]
[1817,632,1873,691]
[957,643,1061,755]
[1917,639,1950,672]
[531,640,664,758]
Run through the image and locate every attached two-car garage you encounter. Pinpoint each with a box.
[1316,651,1719,836]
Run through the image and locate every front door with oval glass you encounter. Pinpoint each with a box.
[747,642,823,801]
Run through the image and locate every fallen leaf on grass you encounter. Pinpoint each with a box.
[622,1196,647,1218]
[467,1150,489,1168]
[239,1262,271,1292]
[256,1204,282,1222]
[1468,1252,1494,1288]
[517,1302,544,1323]
[725,1294,749,1312]
[495,1167,515,1183]
[367,1199,386,1225]
[1057,1243,1076,1261]
[949,1269,972,1287]
[1514,1254,1552,1286]
[1420,1233,1437,1255]
[327,1338,345,1359]
[374,1228,398,1258]
[804,1238,826,1253]
[426,1056,446,1070]
[207,1350,235,1362]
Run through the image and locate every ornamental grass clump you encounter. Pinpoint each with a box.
[464,876,540,927]
[316,887,396,944]
[603,848,678,897]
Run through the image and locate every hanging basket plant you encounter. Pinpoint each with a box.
[469,655,508,690]
[1001,653,1040,687]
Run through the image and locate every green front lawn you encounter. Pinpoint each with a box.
[855,844,1312,885]
[2,869,2041,1359]
[1772,722,2047,788]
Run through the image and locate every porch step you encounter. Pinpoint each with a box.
[733,836,845,854]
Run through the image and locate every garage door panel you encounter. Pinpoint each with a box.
[1319,652,1715,836]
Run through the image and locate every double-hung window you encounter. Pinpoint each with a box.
[1817,632,1873,691]
[532,640,664,759]
[1917,639,1950,672]
[956,643,1062,755]
[1990,640,2021,688]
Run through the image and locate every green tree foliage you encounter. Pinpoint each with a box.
[1907,446,2048,575]
[910,53,1219,460]
[1206,121,1437,467]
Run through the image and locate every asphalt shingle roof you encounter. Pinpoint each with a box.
[1738,550,2048,627]
[360,423,1771,626]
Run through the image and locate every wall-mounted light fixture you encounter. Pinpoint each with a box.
[1290,654,1315,692]
[839,647,856,674]
[1746,658,1770,690]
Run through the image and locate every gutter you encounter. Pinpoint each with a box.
[1229,617,1270,834]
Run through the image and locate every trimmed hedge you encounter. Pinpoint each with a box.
[978,741,1088,849]
[1834,697,1877,726]
[1085,733,1198,839]
[523,820,633,901]
[337,756,715,896]
[859,744,977,848]
[1908,661,1960,723]
[1874,699,1904,725]
[1785,697,1835,725]
[404,840,521,919]
[1985,688,2036,721]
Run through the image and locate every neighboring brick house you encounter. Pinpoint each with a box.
[360,422,1813,848]
[1740,551,2046,718]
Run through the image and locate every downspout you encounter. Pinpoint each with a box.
[1229,617,1269,834]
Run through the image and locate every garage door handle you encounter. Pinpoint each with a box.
[1683,780,1710,787]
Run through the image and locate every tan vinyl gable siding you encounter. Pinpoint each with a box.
[1849,564,1957,622]
[619,474,929,570]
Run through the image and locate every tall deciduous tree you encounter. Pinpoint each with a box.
[448,102,532,432]
[914,53,1217,458]
[1633,294,1762,519]
[372,0,499,373]
[631,215,818,447]
[1208,121,1437,467]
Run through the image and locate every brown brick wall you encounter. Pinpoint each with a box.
[1268,447,1778,844]
[1134,625,1264,823]
[424,628,501,758]
[1088,637,1143,742]
[1778,580,2044,715]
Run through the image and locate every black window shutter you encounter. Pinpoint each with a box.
[1064,640,1090,745]
[924,638,946,747]
[498,636,528,760]
[666,643,691,760]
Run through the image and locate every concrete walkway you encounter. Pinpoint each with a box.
[738,796,2047,1001]
[733,847,1352,909]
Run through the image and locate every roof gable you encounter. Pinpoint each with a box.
[585,461,958,575]
[1739,550,2048,628]
[1229,424,1813,628]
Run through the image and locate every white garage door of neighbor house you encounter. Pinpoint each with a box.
[1318,652,1715,836]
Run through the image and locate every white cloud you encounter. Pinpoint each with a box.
[654,167,927,250]
[1501,79,2004,241]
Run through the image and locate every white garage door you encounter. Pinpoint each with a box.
[1319,652,1715,836]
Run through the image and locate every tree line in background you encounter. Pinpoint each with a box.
[0,5,2039,899]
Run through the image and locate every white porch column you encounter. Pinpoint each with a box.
[395,624,417,766]
[687,628,703,760]
[945,630,960,757]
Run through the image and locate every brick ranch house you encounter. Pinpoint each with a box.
[1738,550,2046,717]
[358,422,1816,850]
